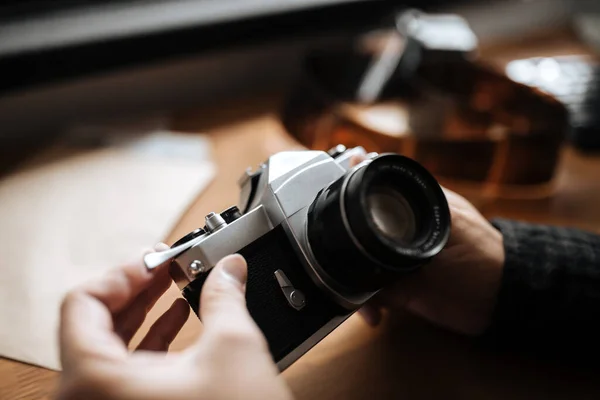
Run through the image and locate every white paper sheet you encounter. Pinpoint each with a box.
[0,129,215,371]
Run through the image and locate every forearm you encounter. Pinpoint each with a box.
[483,218,600,361]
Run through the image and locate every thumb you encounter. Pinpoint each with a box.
[198,254,267,350]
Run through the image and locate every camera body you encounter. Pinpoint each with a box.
[165,145,450,371]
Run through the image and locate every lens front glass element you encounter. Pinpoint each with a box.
[367,185,417,246]
[306,153,450,292]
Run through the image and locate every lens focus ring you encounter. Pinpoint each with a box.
[306,153,451,292]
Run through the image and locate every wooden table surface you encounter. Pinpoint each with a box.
[3,28,600,400]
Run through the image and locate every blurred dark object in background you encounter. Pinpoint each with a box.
[0,0,596,140]
[1,0,599,175]
[506,56,600,152]
[280,9,569,199]
[0,0,405,172]
[0,0,451,140]
[0,0,403,97]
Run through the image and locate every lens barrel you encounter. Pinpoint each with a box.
[307,153,450,292]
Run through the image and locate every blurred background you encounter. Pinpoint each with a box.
[2,0,600,217]
[0,0,599,201]
[2,1,600,398]
[1,0,599,151]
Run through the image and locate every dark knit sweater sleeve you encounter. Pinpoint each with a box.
[483,218,600,362]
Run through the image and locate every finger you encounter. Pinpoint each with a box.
[60,290,128,369]
[196,254,267,353]
[77,243,171,314]
[114,256,174,344]
[358,303,382,327]
[376,275,418,309]
[113,266,172,345]
[59,243,172,368]
[135,298,190,352]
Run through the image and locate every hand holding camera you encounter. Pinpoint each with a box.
[350,155,506,336]
[146,145,453,371]
[57,245,293,400]
[57,146,507,400]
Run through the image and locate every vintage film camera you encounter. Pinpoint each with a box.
[144,145,451,371]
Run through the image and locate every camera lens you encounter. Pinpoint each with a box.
[306,153,450,293]
[367,186,417,246]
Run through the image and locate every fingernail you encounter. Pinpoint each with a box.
[154,242,170,251]
[219,254,247,285]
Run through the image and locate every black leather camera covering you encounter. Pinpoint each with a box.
[182,224,349,363]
